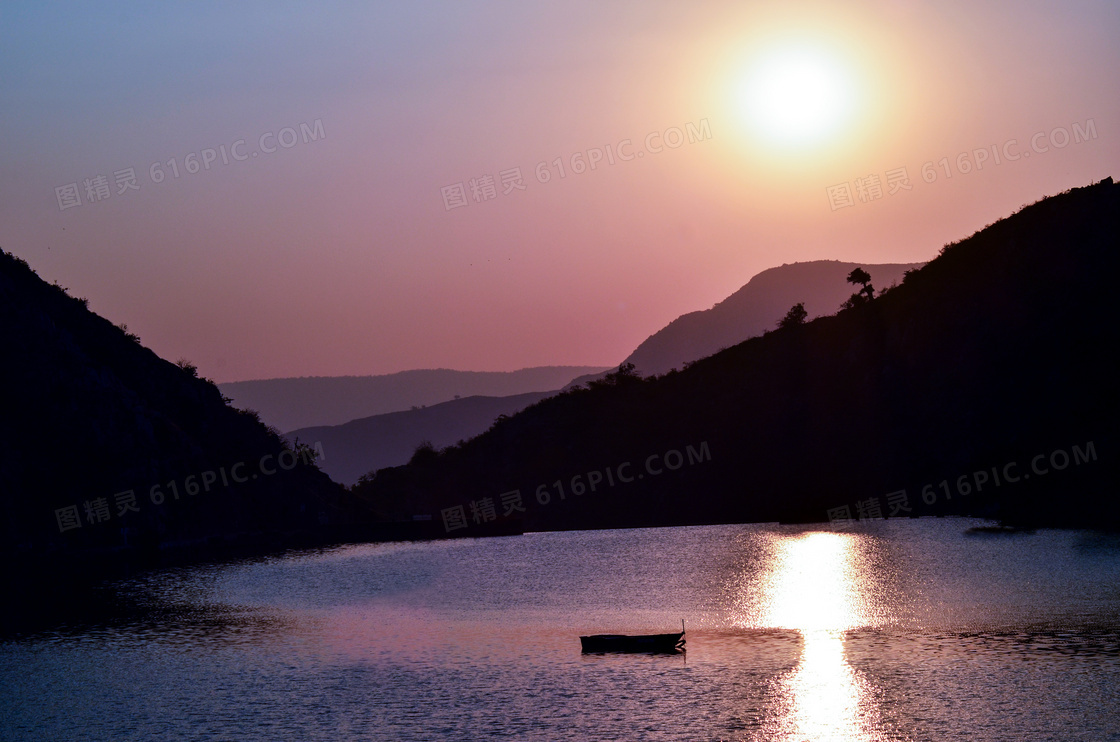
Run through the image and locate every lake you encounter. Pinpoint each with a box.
[3,519,1119,741]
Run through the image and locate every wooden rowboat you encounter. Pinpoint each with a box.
[580,621,686,653]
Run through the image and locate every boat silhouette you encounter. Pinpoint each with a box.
[580,620,686,653]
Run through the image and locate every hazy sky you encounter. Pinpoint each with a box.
[2,0,1116,382]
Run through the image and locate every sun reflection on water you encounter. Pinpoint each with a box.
[759,531,885,742]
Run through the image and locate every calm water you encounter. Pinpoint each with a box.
[3,519,1120,741]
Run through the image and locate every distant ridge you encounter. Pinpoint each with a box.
[287,391,555,485]
[287,260,914,482]
[219,366,611,431]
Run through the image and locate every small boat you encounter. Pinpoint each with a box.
[580,620,686,653]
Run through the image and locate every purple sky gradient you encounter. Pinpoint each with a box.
[2,0,1116,381]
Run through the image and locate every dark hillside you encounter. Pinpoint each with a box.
[353,179,1119,533]
[0,252,362,595]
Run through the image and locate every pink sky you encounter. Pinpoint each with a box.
[2,0,1116,382]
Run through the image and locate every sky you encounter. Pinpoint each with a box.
[2,0,1116,382]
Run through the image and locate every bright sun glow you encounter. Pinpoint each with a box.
[739,44,859,149]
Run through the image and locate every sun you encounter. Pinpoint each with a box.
[738,43,859,149]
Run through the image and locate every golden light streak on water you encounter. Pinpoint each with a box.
[758,531,887,742]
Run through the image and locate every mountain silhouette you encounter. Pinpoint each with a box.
[352,178,1118,532]
[293,265,925,485]
[621,261,924,377]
